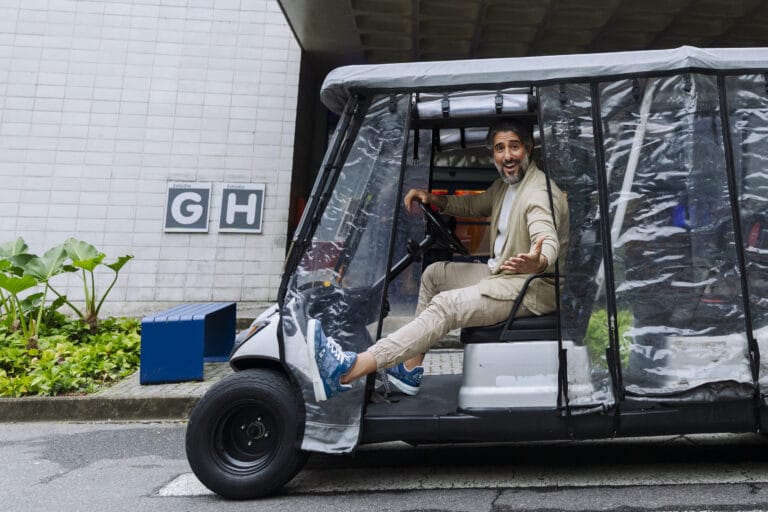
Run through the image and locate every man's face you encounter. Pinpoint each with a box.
[492,130,530,185]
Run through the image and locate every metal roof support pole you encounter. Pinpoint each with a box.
[594,78,657,299]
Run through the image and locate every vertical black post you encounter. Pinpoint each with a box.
[717,74,761,430]
[590,81,625,421]
[536,85,569,422]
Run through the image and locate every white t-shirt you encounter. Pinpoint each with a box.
[487,184,518,271]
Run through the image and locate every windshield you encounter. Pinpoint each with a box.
[281,94,410,453]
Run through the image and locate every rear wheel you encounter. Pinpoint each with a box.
[185,368,308,499]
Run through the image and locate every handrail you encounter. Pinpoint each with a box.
[499,272,556,335]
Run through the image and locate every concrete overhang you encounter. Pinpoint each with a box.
[278,0,768,75]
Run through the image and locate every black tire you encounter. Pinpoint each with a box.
[185,368,309,499]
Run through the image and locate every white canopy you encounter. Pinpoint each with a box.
[320,46,768,114]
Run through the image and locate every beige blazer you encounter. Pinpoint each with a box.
[442,161,569,314]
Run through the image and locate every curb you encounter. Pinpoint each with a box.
[0,340,462,423]
[0,395,200,422]
[0,362,235,423]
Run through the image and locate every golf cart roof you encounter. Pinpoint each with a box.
[320,46,768,114]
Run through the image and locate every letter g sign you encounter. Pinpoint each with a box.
[165,183,211,232]
[172,191,204,224]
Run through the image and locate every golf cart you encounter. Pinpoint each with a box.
[185,46,768,499]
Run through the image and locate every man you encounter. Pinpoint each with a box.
[307,119,569,401]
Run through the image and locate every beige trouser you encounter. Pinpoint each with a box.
[367,261,528,369]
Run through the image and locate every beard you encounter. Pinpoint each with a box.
[495,154,529,185]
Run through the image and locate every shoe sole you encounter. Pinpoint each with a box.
[385,374,420,396]
[305,318,328,401]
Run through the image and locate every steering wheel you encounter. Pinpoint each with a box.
[418,201,469,256]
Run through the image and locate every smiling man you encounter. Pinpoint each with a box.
[307,118,570,401]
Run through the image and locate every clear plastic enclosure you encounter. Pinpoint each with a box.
[281,63,768,454]
[539,83,614,408]
[381,129,431,334]
[281,94,410,453]
[601,74,752,398]
[725,74,768,391]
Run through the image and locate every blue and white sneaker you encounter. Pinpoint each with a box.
[306,318,357,401]
[377,362,424,396]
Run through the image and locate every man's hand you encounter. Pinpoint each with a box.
[403,189,445,213]
[498,236,548,274]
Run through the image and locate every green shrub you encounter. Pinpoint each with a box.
[0,317,140,397]
[0,237,138,397]
[583,308,633,369]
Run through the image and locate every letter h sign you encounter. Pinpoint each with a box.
[219,183,265,233]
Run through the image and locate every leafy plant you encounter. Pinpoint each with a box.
[22,244,68,344]
[0,237,133,341]
[47,238,134,330]
[584,308,633,368]
[0,237,35,333]
[0,237,138,397]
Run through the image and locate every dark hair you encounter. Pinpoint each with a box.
[487,118,533,150]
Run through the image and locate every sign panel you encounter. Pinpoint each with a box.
[164,182,211,232]
[219,183,265,233]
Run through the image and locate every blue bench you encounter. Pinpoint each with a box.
[140,302,236,384]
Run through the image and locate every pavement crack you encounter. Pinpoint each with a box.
[490,488,503,511]
[38,469,72,485]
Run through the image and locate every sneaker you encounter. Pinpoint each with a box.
[380,362,424,396]
[306,318,357,401]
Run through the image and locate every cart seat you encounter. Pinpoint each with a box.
[460,313,557,343]
[459,272,558,344]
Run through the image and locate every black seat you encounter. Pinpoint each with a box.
[460,273,559,344]
[461,313,557,343]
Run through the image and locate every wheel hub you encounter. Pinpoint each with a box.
[243,418,269,441]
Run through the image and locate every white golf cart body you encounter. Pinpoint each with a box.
[188,46,768,499]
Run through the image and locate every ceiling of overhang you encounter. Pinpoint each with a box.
[278,0,768,74]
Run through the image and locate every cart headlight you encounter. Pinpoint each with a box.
[231,318,270,354]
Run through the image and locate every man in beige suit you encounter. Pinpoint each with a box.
[307,119,569,401]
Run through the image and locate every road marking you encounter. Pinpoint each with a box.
[160,463,768,497]
[160,436,768,497]
[158,474,213,496]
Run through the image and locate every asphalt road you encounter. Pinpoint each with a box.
[2,421,768,512]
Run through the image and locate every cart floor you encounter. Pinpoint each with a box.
[365,374,462,418]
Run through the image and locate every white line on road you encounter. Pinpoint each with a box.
[161,435,768,497]
[160,462,768,497]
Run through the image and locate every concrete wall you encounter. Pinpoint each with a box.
[0,0,301,318]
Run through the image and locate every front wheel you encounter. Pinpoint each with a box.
[185,368,309,499]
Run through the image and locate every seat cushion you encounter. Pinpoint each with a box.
[460,314,558,343]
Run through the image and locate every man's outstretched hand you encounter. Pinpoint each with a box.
[498,236,548,274]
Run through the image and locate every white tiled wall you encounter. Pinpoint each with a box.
[0,0,301,318]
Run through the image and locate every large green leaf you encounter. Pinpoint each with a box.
[106,255,133,273]
[0,238,34,275]
[0,238,29,258]
[0,274,38,295]
[19,292,45,314]
[64,238,104,271]
[9,253,34,271]
[25,245,68,282]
